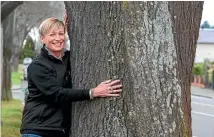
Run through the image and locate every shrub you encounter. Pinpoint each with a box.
[193,64,204,76]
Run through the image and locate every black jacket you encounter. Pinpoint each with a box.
[20,46,90,137]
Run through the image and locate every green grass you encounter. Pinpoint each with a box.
[11,72,22,85]
[1,99,22,137]
[11,64,23,85]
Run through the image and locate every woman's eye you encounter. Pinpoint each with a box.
[50,34,55,36]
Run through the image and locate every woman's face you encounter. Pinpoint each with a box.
[40,26,65,52]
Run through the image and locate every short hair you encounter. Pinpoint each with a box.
[39,18,65,36]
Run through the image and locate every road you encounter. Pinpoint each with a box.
[12,81,214,137]
[192,95,214,137]
[12,80,27,103]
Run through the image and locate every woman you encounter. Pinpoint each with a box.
[20,18,122,137]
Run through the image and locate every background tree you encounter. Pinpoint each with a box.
[65,1,203,137]
[201,20,211,28]
[19,36,35,62]
[1,1,23,22]
[2,12,15,100]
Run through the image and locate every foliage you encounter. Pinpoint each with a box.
[19,36,35,62]
[200,20,211,29]
[193,63,204,75]
[1,99,22,137]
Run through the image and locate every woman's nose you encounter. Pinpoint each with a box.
[55,34,61,40]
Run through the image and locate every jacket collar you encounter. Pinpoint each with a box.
[40,45,68,61]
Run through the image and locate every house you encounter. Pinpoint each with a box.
[195,29,214,63]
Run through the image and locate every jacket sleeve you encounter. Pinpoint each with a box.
[28,62,90,104]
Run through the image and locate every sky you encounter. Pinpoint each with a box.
[201,0,214,26]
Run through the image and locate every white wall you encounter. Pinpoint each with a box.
[195,43,214,62]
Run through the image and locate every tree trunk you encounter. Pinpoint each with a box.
[1,54,12,101]
[65,1,203,137]
[10,51,21,72]
[0,25,3,101]
[1,11,15,101]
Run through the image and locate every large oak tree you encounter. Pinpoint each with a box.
[65,1,203,137]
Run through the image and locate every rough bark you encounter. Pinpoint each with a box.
[65,1,203,137]
[1,1,23,22]
[1,26,3,101]
[1,54,12,101]
[1,12,14,101]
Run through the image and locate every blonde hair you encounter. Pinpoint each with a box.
[39,18,65,36]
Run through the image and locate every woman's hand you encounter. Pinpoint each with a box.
[91,79,122,98]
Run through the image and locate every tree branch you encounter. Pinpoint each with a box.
[20,1,58,46]
[1,1,23,22]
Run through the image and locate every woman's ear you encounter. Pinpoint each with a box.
[40,36,45,44]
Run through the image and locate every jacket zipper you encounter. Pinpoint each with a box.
[62,129,65,134]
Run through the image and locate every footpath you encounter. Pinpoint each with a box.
[191,86,214,99]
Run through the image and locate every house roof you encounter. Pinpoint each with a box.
[197,29,214,44]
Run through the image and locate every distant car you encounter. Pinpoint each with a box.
[23,57,32,65]
[23,66,28,80]
[23,58,32,80]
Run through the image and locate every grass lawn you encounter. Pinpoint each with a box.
[1,99,22,137]
[11,64,23,85]
[11,72,22,85]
